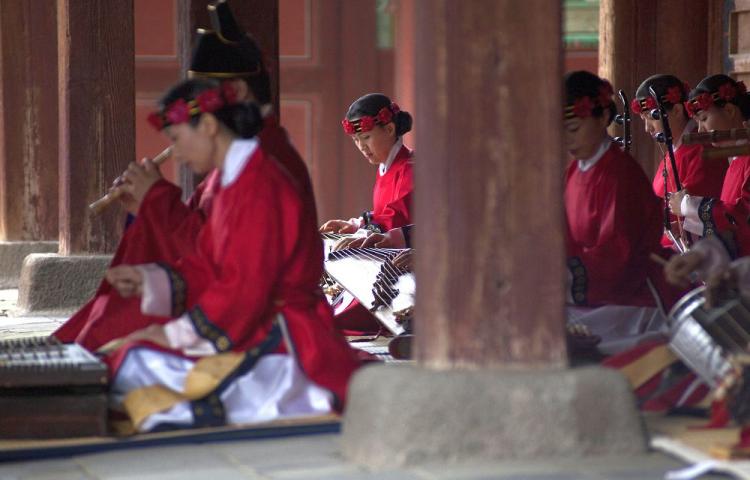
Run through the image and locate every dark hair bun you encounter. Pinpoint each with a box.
[394,111,412,135]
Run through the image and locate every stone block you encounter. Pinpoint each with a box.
[0,241,58,288]
[342,364,647,468]
[17,253,112,314]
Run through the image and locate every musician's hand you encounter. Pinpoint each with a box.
[332,236,360,251]
[705,267,739,308]
[664,251,704,288]
[120,159,163,214]
[393,250,414,271]
[320,219,358,234]
[106,265,144,298]
[111,184,139,214]
[669,189,687,216]
[363,228,407,249]
[123,324,169,348]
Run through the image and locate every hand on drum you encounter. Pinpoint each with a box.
[705,267,739,308]
[668,189,687,216]
[664,251,704,288]
[106,265,144,298]
[319,219,359,234]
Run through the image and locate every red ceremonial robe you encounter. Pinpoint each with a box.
[565,142,673,307]
[108,145,360,407]
[54,115,314,350]
[652,143,727,248]
[334,143,414,334]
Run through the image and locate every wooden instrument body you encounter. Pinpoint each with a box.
[0,336,108,438]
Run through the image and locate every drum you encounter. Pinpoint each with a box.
[667,286,733,389]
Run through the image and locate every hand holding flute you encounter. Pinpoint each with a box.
[89,146,173,216]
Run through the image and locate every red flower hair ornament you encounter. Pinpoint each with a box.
[630,96,658,115]
[684,92,714,118]
[341,103,401,134]
[147,81,240,131]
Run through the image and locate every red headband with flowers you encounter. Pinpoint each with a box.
[564,81,614,119]
[342,103,400,134]
[684,80,748,118]
[147,81,240,131]
[630,83,690,115]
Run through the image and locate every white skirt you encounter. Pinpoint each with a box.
[111,349,334,432]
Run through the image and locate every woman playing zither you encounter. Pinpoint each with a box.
[103,79,360,432]
[320,94,414,334]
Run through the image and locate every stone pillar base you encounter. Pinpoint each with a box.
[17,253,112,314]
[342,364,646,468]
[0,241,58,288]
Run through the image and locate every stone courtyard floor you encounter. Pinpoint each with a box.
[0,289,734,479]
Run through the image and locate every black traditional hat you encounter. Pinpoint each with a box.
[188,0,264,78]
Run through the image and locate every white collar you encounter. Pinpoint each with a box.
[379,138,404,176]
[221,139,259,187]
[577,137,612,172]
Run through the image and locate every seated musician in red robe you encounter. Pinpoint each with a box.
[563,71,678,355]
[319,94,414,334]
[103,79,359,432]
[54,1,313,351]
[631,74,728,250]
[668,75,750,252]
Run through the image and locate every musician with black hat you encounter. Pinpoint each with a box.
[55,0,316,352]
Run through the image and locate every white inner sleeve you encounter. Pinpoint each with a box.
[681,194,705,237]
[164,314,217,356]
[137,264,173,317]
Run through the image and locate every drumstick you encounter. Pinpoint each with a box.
[88,146,173,216]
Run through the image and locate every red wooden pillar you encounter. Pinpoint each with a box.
[57,0,135,254]
[0,1,59,241]
[394,0,416,147]
[413,0,567,368]
[599,0,724,175]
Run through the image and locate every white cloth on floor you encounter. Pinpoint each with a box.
[567,304,668,355]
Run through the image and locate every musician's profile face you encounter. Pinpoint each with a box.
[564,114,608,160]
[640,112,663,139]
[694,106,737,146]
[350,123,397,165]
[164,120,215,175]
